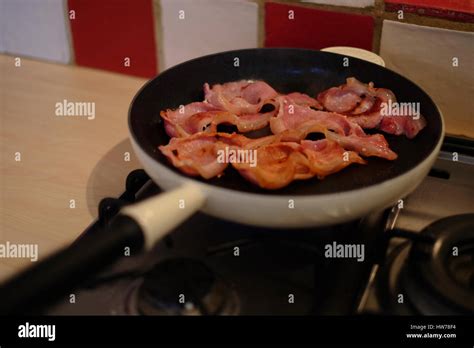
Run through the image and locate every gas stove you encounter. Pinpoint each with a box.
[361,136,474,315]
[44,136,474,316]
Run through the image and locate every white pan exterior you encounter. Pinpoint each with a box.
[129,111,444,229]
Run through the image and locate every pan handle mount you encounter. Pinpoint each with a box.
[121,182,206,249]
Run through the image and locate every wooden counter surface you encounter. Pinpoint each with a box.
[0,55,147,281]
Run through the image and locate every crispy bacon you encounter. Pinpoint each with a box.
[316,77,375,114]
[157,78,428,189]
[160,131,368,189]
[325,131,397,160]
[349,87,396,129]
[317,87,361,113]
[234,139,366,189]
[158,132,278,180]
[184,110,273,134]
[161,102,220,138]
[270,96,357,135]
[379,115,427,139]
[238,138,367,189]
[204,80,278,115]
[270,96,397,160]
[300,139,365,178]
[159,133,239,179]
[161,106,276,138]
[233,142,313,190]
[161,80,279,138]
[317,78,426,138]
[286,92,323,109]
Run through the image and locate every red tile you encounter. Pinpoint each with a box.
[265,2,374,51]
[68,0,157,78]
[385,0,474,22]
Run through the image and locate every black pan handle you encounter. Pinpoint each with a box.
[0,183,205,314]
[0,215,143,314]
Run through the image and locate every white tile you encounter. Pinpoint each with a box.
[301,0,374,8]
[380,20,474,137]
[1,0,70,63]
[160,0,258,69]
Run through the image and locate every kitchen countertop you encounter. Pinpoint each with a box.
[0,55,147,281]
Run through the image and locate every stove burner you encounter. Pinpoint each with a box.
[131,258,240,315]
[377,214,474,315]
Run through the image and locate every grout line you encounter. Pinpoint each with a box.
[266,0,376,16]
[284,0,474,31]
[152,0,164,73]
[382,11,474,32]
[372,16,383,54]
[63,0,75,65]
[272,0,474,28]
[256,0,265,48]
[372,0,386,54]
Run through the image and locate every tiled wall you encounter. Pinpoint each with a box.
[1,0,473,135]
[2,0,472,75]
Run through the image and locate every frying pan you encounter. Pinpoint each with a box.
[0,48,444,314]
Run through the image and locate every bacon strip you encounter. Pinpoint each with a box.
[161,80,279,138]
[231,136,366,189]
[158,133,232,179]
[270,96,397,160]
[317,78,426,138]
[161,106,276,138]
[233,142,313,190]
[158,132,277,179]
[156,78,430,189]
[301,139,366,178]
[286,92,323,109]
[204,80,278,115]
[379,114,427,139]
[161,102,220,138]
[160,131,367,189]
[317,88,361,114]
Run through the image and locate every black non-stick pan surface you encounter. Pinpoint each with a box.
[129,48,443,195]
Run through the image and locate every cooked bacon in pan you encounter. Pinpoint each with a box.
[317,77,426,138]
[203,80,278,115]
[160,132,366,189]
[158,78,425,189]
[270,96,397,160]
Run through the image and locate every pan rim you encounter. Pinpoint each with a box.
[128,48,445,199]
